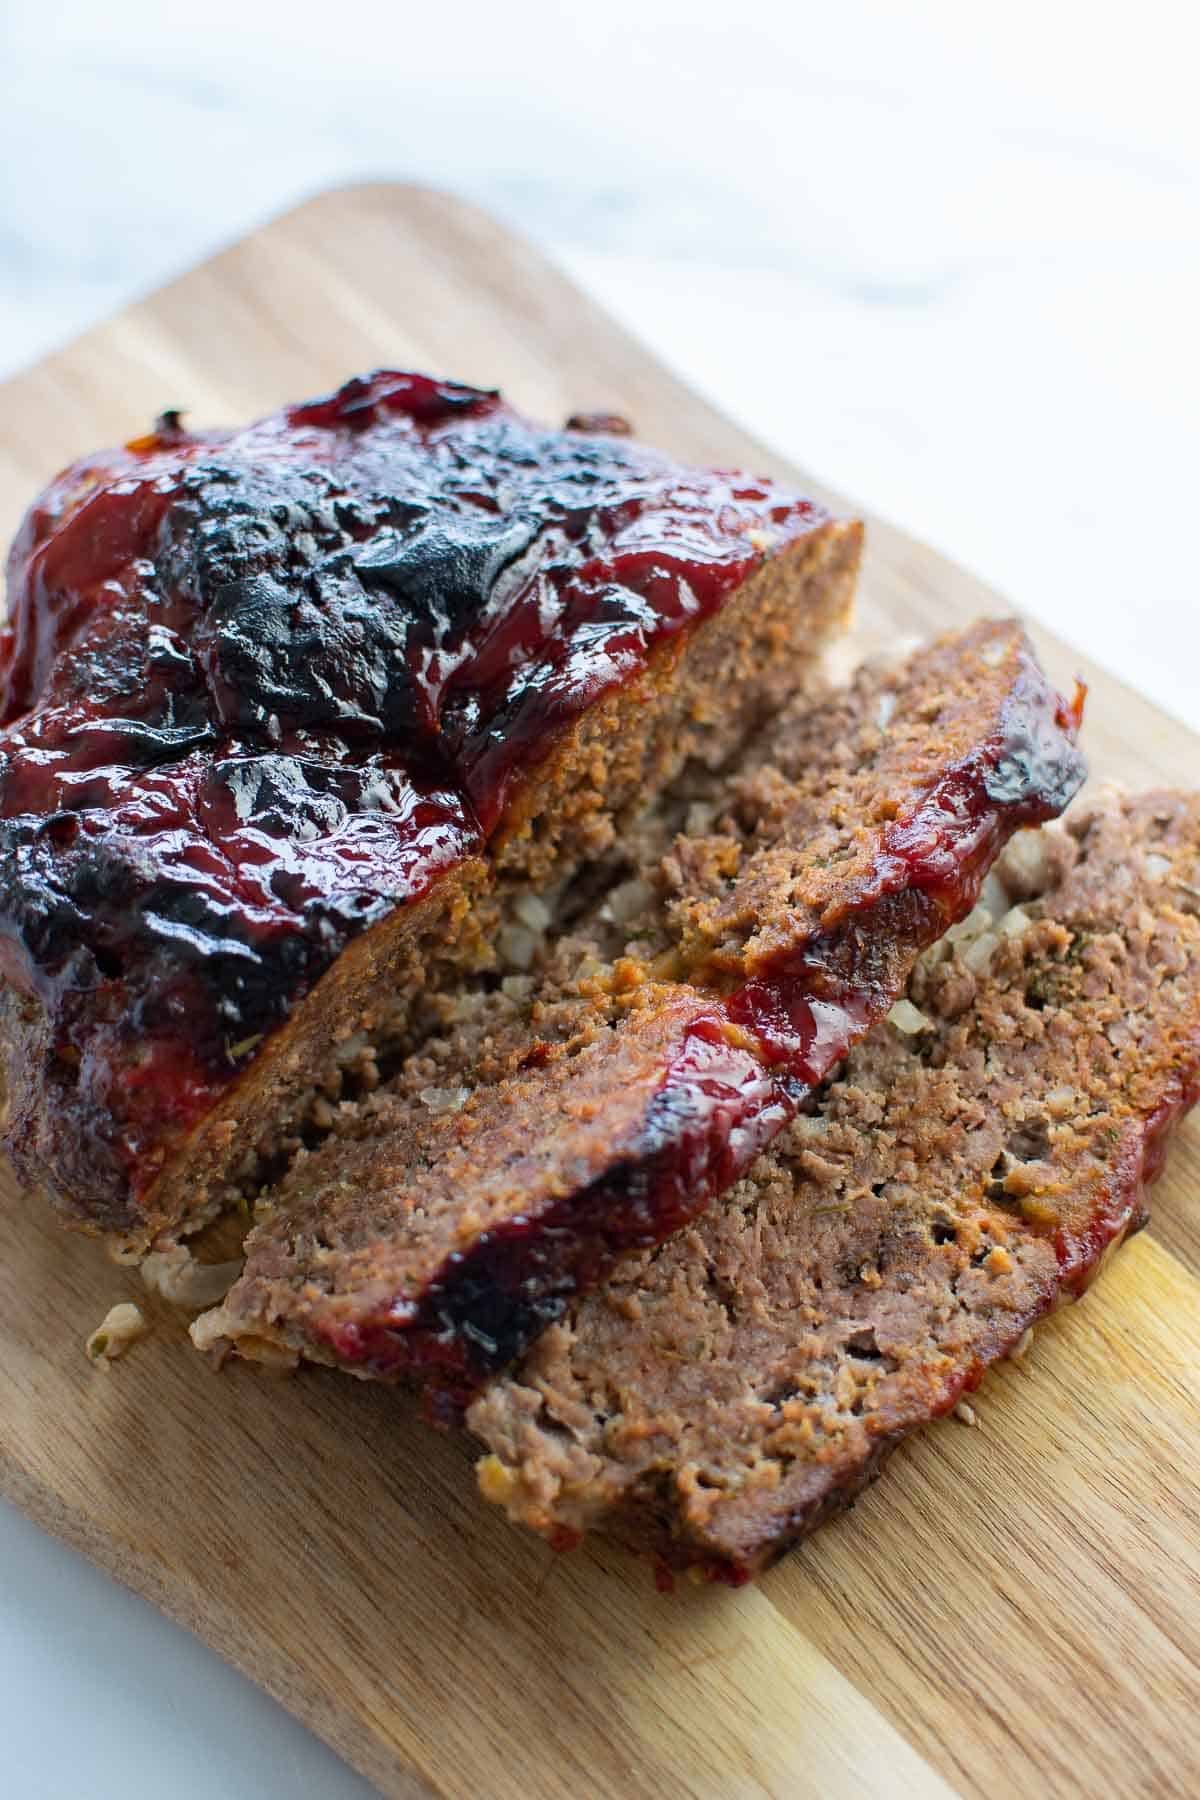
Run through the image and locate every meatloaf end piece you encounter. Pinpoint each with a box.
[198,620,1085,1407]
[0,371,859,1250]
[470,791,1200,1580]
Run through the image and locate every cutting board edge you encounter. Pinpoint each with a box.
[0,1445,433,1798]
[0,176,1197,1800]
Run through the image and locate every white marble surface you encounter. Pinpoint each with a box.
[1,3,1198,1794]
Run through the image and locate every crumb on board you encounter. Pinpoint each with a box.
[188,1305,298,1372]
[953,1400,979,1427]
[86,1302,150,1366]
[477,1453,518,1506]
[141,1245,242,1310]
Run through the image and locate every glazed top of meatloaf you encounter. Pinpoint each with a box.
[0,370,836,1196]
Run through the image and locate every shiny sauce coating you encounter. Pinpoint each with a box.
[0,372,823,1186]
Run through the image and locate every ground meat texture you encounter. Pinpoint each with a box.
[198,620,1084,1408]
[469,791,1200,1581]
[0,371,860,1247]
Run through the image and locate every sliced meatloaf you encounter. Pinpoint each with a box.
[470,791,1200,1581]
[0,370,861,1249]
[194,620,1085,1408]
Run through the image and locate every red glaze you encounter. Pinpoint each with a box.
[0,372,828,1199]
[1053,1054,1200,1295]
[300,648,1088,1411]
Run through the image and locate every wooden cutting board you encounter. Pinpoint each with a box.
[1,183,1197,1800]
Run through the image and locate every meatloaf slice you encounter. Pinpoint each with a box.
[0,370,860,1249]
[470,791,1200,1581]
[195,620,1085,1408]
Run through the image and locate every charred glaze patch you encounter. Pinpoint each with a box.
[0,370,826,1195]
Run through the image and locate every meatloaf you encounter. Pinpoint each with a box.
[0,370,861,1251]
[470,790,1200,1581]
[194,620,1085,1409]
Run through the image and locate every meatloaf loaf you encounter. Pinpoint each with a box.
[470,790,1200,1580]
[194,620,1085,1409]
[0,370,861,1251]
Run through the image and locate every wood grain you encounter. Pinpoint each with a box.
[0,182,1197,1799]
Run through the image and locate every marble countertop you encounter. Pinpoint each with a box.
[1,2,1197,1793]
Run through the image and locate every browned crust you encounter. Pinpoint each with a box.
[0,516,859,1246]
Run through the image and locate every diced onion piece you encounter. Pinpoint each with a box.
[87,1302,150,1365]
[497,925,538,970]
[979,872,1009,920]
[142,1247,243,1309]
[996,828,1053,899]
[419,1085,470,1114]
[946,903,993,945]
[888,998,933,1035]
[513,892,553,932]
[962,931,1000,974]
[606,877,654,924]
